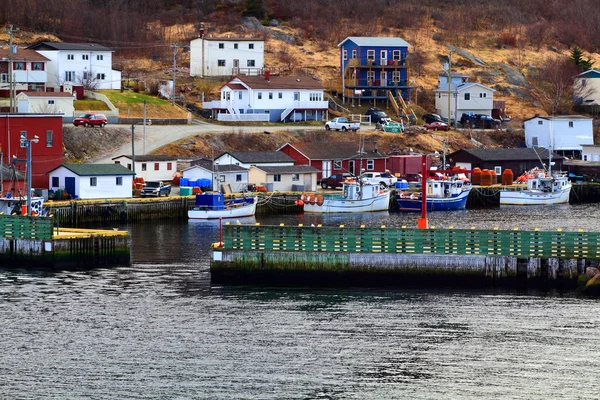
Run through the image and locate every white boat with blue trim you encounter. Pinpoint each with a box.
[302,182,390,213]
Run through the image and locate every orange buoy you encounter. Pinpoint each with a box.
[309,194,316,205]
[502,169,514,185]
[316,194,324,206]
[297,199,304,206]
[472,167,482,185]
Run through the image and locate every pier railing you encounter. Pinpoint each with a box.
[223,225,600,260]
[0,215,53,241]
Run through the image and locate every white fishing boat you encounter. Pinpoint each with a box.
[302,181,390,213]
[188,193,257,219]
[499,169,571,206]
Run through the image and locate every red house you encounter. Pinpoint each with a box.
[0,114,63,190]
[278,141,388,180]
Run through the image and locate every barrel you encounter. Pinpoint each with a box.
[472,168,482,185]
[180,187,192,196]
[480,169,493,186]
[180,178,189,186]
[502,169,514,185]
[490,170,498,185]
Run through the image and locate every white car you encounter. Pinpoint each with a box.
[359,172,398,188]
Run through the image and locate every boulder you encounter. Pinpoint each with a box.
[240,16,265,31]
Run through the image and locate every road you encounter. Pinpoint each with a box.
[91,120,377,164]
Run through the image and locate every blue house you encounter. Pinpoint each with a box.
[338,37,412,108]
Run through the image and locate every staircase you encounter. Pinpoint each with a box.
[388,90,417,121]
[280,104,295,121]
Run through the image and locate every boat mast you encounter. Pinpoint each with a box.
[549,116,553,176]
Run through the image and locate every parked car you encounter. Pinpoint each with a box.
[423,121,451,131]
[402,173,422,183]
[360,172,398,188]
[319,173,354,189]
[366,108,391,124]
[73,113,108,128]
[459,113,501,129]
[324,117,360,132]
[422,113,444,124]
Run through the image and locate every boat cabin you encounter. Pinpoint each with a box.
[427,179,468,198]
[342,182,381,200]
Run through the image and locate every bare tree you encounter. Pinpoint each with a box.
[528,56,581,115]
[76,70,101,90]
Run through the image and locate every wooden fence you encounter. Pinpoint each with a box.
[0,215,53,240]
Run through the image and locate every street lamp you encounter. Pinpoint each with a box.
[131,120,152,173]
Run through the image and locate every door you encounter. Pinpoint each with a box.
[304,174,312,191]
[233,59,239,74]
[380,50,387,66]
[65,177,76,198]
[322,161,332,179]
[348,160,355,176]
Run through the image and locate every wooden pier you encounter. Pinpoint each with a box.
[211,224,599,288]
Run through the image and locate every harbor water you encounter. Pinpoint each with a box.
[1,205,600,399]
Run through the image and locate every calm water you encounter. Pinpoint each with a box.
[1,206,600,399]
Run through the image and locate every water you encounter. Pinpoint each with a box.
[2,206,600,399]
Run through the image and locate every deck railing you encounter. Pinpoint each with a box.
[222,225,600,260]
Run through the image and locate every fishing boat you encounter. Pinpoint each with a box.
[0,194,45,216]
[397,179,471,211]
[499,168,571,206]
[302,181,390,213]
[188,193,257,219]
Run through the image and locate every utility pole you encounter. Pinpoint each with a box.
[171,43,179,106]
[143,100,147,155]
[444,49,453,170]
[5,25,19,113]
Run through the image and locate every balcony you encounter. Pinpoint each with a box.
[344,58,407,69]
[344,79,409,89]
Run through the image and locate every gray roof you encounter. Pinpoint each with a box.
[49,164,135,176]
[27,42,114,52]
[338,36,410,48]
[112,155,178,162]
[218,151,295,163]
[186,163,247,173]
[252,165,320,174]
[449,148,564,162]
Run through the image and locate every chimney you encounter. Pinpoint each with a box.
[264,70,270,81]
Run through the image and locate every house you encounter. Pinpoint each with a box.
[0,114,63,188]
[447,148,564,177]
[573,69,600,109]
[182,163,249,192]
[524,115,593,159]
[338,36,411,109]
[190,33,265,78]
[26,42,121,92]
[214,151,295,169]
[47,164,135,199]
[0,48,50,97]
[581,145,600,162]
[111,155,178,181]
[434,73,495,122]
[278,141,388,180]
[248,165,319,192]
[16,91,75,118]
[202,74,329,122]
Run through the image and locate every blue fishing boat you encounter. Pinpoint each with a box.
[397,179,471,211]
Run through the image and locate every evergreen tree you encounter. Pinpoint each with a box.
[569,46,595,72]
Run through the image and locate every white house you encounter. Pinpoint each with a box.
[190,35,264,78]
[0,48,49,95]
[16,91,75,117]
[214,151,295,169]
[111,155,178,182]
[581,145,600,162]
[182,163,249,192]
[248,165,319,192]
[573,69,600,107]
[524,115,593,159]
[27,42,121,91]
[434,72,495,122]
[202,74,329,122]
[47,164,135,199]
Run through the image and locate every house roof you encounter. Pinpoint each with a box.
[197,37,264,42]
[18,91,75,98]
[232,75,325,90]
[251,165,320,174]
[448,148,564,162]
[524,115,592,122]
[48,164,135,176]
[112,155,178,162]
[575,69,600,78]
[217,151,295,163]
[226,83,246,90]
[27,42,114,52]
[0,48,50,62]
[185,163,247,173]
[280,142,387,160]
[434,82,495,93]
[337,36,410,48]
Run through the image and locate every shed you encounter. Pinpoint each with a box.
[47,164,135,199]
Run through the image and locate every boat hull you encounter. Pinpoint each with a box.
[188,199,257,220]
[304,191,390,213]
[499,187,571,206]
[397,189,470,212]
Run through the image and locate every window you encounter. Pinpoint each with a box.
[343,49,348,60]
[0,74,6,83]
[367,71,375,81]
[269,92,273,99]
[218,60,226,67]
[234,43,238,49]
[334,160,342,169]
[20,131,27,148]
[258,92,262,99]
[294,92,300,101]
[584,155,588,161]
[90,177,97,187]
[249,43,254,49]
[65,71,75,81]
[479,93,487,98]
[367,160,374,170]
[380,50,387,60]
[582,79,587,87]
[115,161,120,164]
[218,43,224,49]
[46,130,53,147]
[236,174,242,182]
[367,50,375,60]
[392,71,400,82]
[464,93,471,100]
[219,175,225,182]
[82,54,89,60]
[96,73,106,80]
[141,163,147,171]
[292,173,300,182]
[167,162,172,171]
[495,166,502,175]
[393,50,401,61]
[538,120,543,125]
[97,55,103,61]
[309,92,322,101]
[14,62,25,70]
[569,121,574,128]
[247,59,255,67]
[273,174,281,182]
[154,163,160,171]
[32,62,44,71]
[116,177,123,186]
[83,71,88,79]
[67,54,74,60]
[352,49,357,59]
[127,163,132,170]
[278,92,282,99]
[52,177,59,187]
